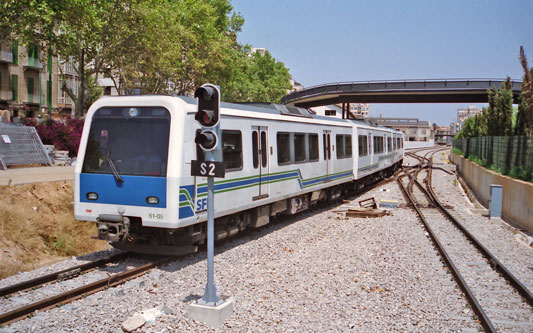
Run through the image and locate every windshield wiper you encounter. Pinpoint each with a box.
[106,151,123,183]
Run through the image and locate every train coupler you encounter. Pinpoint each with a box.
[95,214,130,243]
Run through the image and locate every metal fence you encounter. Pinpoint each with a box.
[453,136,533,181]
[0,123,53,170]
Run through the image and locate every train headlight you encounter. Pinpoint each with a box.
[128,108,140,117]
[86,192,98,200]
[146,196,159,205]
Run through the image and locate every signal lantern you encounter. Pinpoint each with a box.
[194,84,221,155]
[195,130,218,151]
[194,85,220,128]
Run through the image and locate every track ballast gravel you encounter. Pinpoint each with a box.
[1,148,531,332]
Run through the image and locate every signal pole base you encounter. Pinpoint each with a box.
[187,295,234,328]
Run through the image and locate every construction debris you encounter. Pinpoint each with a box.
[359,197,377,209]
[379,200,399,209]
[346,207,390,218]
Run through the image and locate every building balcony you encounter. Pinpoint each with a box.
[60,63,77,76]
[26,94,39,104]
[23,58,43,70]
[0,90,13,101]
[0,51,13,64]
[58,95,73,105]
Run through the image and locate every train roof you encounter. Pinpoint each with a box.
[97,95,401,133]
[176,96,377,127]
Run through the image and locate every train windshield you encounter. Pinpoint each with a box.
[82,107,171,177]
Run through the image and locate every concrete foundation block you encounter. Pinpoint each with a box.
[187,296,234,328]
[470,208,489,215]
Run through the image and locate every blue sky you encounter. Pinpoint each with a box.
[231,0,533,126]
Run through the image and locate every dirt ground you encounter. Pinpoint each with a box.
[0,181,107,279]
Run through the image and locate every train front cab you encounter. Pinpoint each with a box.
[74,96,188,247]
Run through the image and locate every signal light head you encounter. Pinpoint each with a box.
[195,130,218,151]
[194,84,220,128]
[194,86,215,100]
[195,110,216,127]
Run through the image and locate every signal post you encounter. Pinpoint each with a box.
[187,84,234,328]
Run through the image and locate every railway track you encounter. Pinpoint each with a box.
[0,254,174,325]
[0,169,398,327]
[399,147,533,332]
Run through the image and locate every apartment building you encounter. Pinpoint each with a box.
[0,41,79,120]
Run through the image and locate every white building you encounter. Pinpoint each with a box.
[456,106,482,131]
[308,105,343,118]
[349,103,370,118]
[368,117,432,142]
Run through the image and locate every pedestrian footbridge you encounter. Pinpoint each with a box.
[282,79,522,108]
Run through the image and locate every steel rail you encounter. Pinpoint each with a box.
[396,174,496,333]
[425,153,533,306]
[0,252,132,297]
[0,257,173,325]
[0,163,403,326]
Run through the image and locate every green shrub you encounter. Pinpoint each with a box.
[452,147,463,156]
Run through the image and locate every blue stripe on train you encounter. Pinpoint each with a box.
[196,171,300,194]
[80,173,167,208]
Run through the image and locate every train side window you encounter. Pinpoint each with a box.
[222,130,242,171]
[358,135,367,156]
[336,135,344,159]
[345,135,352,158]
[277,132,291,165]
[294,133,306,163]
[309,134,319,161]
[252,131,259,169]
[373,136,384,154]
[261,131,267,168]
[323,134,327,160]
[387,137,392,152]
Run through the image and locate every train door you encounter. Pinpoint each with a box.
[323,130,332,180]
[252,126,269,200]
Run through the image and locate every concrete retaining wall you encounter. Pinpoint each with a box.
[451,153,533,233]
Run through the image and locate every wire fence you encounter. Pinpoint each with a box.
[0,123,53,170]
[453,136,533,182]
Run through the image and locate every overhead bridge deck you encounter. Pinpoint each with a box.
[282,79,522,108]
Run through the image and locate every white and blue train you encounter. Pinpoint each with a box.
[74,95,403,254]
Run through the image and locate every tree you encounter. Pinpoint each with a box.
[518,46,533,134]
[461,117,476,139]
[497,78,514,136]
[91,0,291,102]
[106,0,246,96]
[220,49,292,103]
[485,88,499,136]
[515,93,530,136]
[2,0,132,118]
[476,111,488,136]
[4,0,293,117]
[484,77,514,136]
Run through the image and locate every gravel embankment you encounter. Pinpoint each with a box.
[431,151,533,290]
[1,148,530,332]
